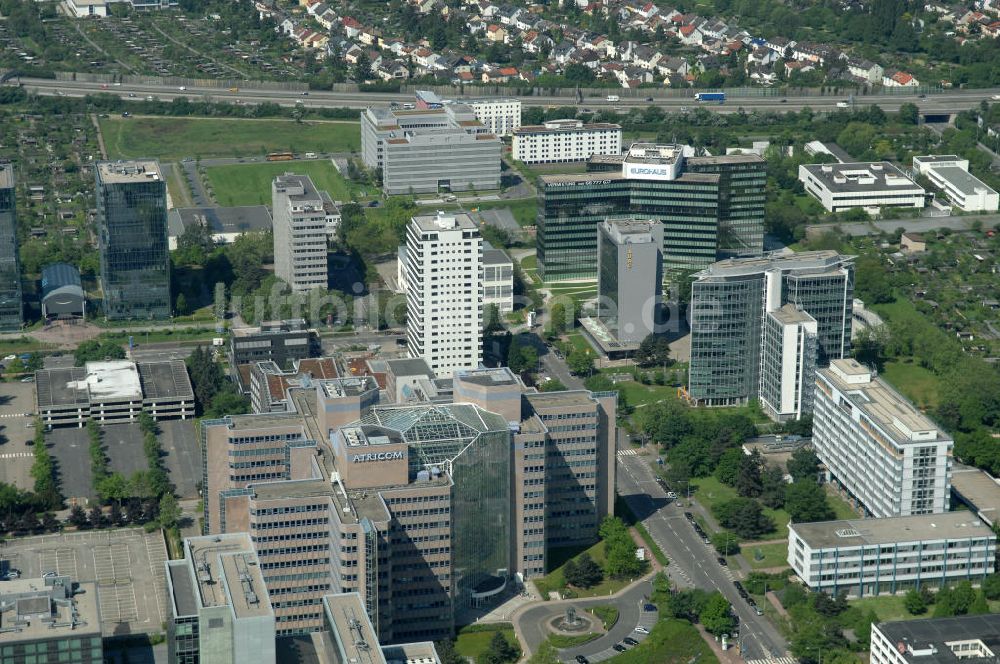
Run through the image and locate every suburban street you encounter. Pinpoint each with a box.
[616,451,790,661]
[18,77,1000,114]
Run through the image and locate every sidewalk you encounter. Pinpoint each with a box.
[695,623,744,664]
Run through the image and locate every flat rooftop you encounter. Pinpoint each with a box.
[35,366,89,409]
[876,614,1000,663]
[801,161,923,193]
[515,120,620,135]
[411,211,478,232]
[525,390,596,409]
[137,360,194,400]
[929,166,996,196]
[622,143,685,165]
[251,477,332,502]
[454,367,521,388]
[602,218,660,244]
[275,173,323,204]
[168,205,272,238]
[0,578,101,644]
[320,376,378,398]
[769,303,816,325]
[820,358,951,446]
[695,250,853,280]
[791,511,993,549]
[0,164,13,188]
[950,463,1000,526]
[97,160,162,184]
[688,153,765,166]
[185,533,272,619]
[323,593,384,664]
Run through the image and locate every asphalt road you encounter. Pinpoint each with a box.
[616,452,790,661]
[20,77,1000,114]
[515,579,655,662]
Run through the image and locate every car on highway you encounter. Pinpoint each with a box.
[575,656,589,664]
[613,644,627,652]
[128,92,135,97]
[780,98,787,103]
[993,94,1000,100]
[645,96,654,102]
[301,91,309,96]
[178,86,186,91]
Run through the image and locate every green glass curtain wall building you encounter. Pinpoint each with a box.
[95,160,171,321]
[0,165,22,331]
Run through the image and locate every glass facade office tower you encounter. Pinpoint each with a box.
[0,165,21,331]
[537,144,765,281]
[688,251,854,409]
[95,160,170,320]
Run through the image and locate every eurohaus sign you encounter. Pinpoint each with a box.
[352,451,404,463]
[623,163,679,182]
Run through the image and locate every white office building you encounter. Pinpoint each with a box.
[912,155,999,212]
[465,98,522,136]
[788,513,996,598]
[272,174,328,293]
[512,120,622,164]
[871,615,1000,664]
[814,358,954,518]
[482,241,514,314]
[759,304,818,422]
[799,162,926,213]
[404,211,483,378]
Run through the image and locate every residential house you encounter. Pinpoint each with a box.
[679,24,703,45]
[552,41,577,64]
[845,57,883,84]
[883,69,919,87]
[486,24,507,42]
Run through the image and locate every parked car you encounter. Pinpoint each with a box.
[613,644,627,652]
[717,557,728,566]
[643,603,656,612]
[634,626,650,634]
[575,656,589,664]
[624,637,639,646]
[4,569,20,580]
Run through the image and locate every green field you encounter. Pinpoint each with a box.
[739,542,791,570]
[606,618,719,664]
[100,116,360,160]
[204,161,367,207]
[533,540,632,600]
[826,487,862,520]
[691,475,793,539]
[880,360,941,409]
[473,198,538,227]
[454,626,518,660]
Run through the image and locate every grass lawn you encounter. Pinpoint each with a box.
[204,160,366,207]
[880,360,941,410]
[691,476,792,539]
[548,632,601,648]
[0,337,53,353]
[618,381,680,408]
[520,255,537,271]
[533,540,633,600]
[473,198,538,227]
[100,116,360,160]
[589,605,620,630]
[739,542,791,570]
[454,626,518,659]
[607,618,719,664]
[847,595,1000,622]
[825,486,861,520]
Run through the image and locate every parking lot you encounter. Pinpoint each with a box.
[159,420,200,498]
[0,528,168,637]
[0,381,37,492]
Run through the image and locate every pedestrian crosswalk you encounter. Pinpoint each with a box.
[617,449,640,457]
[0,413,33,419]
[0,452,34,459]
[746,658,797,664]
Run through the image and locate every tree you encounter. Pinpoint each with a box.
[562,558,578,586]
[904,588,927,615]
[898,102,919,125]
[666,588,711,622]
[735,450,763,497]
[700,592,736,636]
[68,505,88,529]
[713,498,774,539]
[480,631,519,664]
[784,481,835,523]
[353,51,373,83]
[711,531,741,556]
[760,466,787,509]
[539,379,567,392]
[564,552,602,588]
[787,449,821,482]
[714,448,742,486]
[548,302,567,336]
[25,352,44,372]
[566,347,594,376]
[635,334,671,367]
[600,516,646,579]
[74,338,125,366]
[968,591,990,615]
[174,219,215,266]
[158,493,181,530]
[88,505,105,529]
[175,293,189,316]
[981,574,1000,600]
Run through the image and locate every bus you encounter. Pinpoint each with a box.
[266,152,294,161]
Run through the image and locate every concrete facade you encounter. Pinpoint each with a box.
[0,576,102,664]
[799,162,926,213]
[871,615,1000,664]
[272,174,329,293]
[814,359,954,517]
[759,304,818,422]
[912,155,999,213]
[0,164,21,331]
[595,219,663,345]
[513,120,622,164]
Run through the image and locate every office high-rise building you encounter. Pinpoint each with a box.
[537,143,766,281]
[596,219,663,345]
[95,160,170,320]
[688,251,854,409]
[0,164,21,331]
[814,359,953,517]
[201,369,616,641]
[759,304,818,421]
[272,174,329,293]
[166,533,276,664]
[404,212,482,378]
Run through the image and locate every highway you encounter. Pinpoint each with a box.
[19,77,1000,114]
[616,450,790,661]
